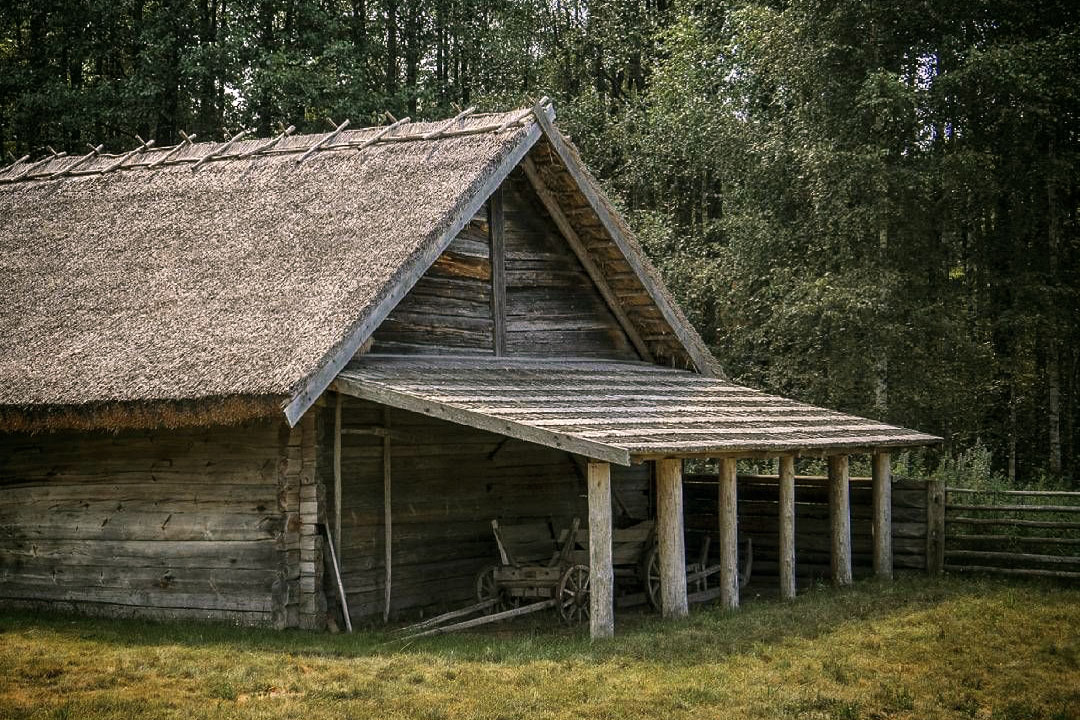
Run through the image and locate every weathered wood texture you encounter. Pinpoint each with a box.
[502,171,638,359]
[829,455,853,586]
[587,461,614,639]
[684,475,929,590]
[872,452,893,579]
[334,396,649,623]
[778,457,797,599]
[0,419,322,628]
[942,486,1079,578]
[656,458,688,618]
[717,458,739,609]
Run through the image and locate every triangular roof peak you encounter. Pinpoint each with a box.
[0,101,719,431]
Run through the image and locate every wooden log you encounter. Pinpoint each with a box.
[945,487,1080,497]
[587,461,614,639]
[395,598,497,634]
[943,564,1080,579]
[872,451,893,579]
[828,455,852,586]
[401,597,556,639]
[926,478,945,576]
[945,517,1080,529]
[944,550,1080,566]
[946,503,1080,513]
[383,407,393,623]
[656,459,688,618]
[778,455,796,599]
[322,523,352,632]
[334,393,342,558]
[945,534,1080,547]
[717,458,739,610]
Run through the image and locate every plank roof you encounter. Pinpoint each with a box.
[333,356,941,465]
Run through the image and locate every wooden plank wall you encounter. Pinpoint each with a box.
[0,420,307,627]
[373,203,495,355]
[334,396,649,623]
[503,172,638,359]
[685,475,928,586]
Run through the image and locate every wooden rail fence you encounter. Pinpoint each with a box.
[937,485,1080,580]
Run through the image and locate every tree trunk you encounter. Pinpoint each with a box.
[384,0,398,99]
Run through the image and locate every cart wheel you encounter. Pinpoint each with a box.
[475,565,519,612]
[643,546,662,612]
[557,564,591,625]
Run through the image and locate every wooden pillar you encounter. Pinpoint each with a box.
[828,454,853,586]
[718,458,739,610]
[872,451,893,579]
[587,461,614,639]
[489,186,506,356]
[778,455,797,599]
[656,458,688,618]
[382,408,393,622]
[333,393,342,557]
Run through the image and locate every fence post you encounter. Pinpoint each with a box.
[926,479,945,576]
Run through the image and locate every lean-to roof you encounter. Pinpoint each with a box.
[334,356,941,465]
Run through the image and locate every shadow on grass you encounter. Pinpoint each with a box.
[0,574,1066,667]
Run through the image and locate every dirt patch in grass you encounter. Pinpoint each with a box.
[1,576,1077,719]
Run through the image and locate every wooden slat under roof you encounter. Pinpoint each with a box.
[332,356,941,466]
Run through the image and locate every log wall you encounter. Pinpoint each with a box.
[333,395,649,623]
[0,416,324,628]
[685,474,928,587]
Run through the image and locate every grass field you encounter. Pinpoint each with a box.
[1,576,1077,719]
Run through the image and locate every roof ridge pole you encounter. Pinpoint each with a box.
[147,131,197,169]
[352,116,411,153]
[496,97,547,133]
[240,124,296,158]
[98,136,156,174]
[0,151,67,184]
[297,118,351,164]
[48,143,104,179]
[422,106,476,140]
[193,127,254,170]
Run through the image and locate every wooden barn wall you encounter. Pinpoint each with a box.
[502,173,638,359]
[333,395,649,623]
[370,172,639,360]
[0,417,326,628]
[372,202,495,355]
[684,475,928,586]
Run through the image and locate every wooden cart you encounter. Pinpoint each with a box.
[477,517,660,624]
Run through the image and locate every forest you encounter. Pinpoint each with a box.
[1,0,1077,486]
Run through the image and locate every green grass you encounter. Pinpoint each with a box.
[1,576,1077,719]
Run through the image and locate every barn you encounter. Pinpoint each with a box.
[0,101,939,638]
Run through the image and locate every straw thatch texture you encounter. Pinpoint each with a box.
[0,113,533,412]
[337,356,941,459]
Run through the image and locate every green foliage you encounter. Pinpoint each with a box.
[0,0,1076,485]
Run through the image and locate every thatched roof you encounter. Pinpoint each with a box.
[335,356,942,465]
[1,102,723,430]
[0,110,541,423]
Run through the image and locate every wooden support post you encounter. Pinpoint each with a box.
[382,407,393,622]
[334,393,342,558]
[489,186,506,356]
[872,451,893,579]
[717,458,739,610]
[778,455,797,599]
[828,455,853,586]
[587,461,614,639]
[656,458,688,618]
[927,478,945,577]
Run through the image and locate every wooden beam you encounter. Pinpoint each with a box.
[489,185,507,356]
[926,478,945,576]
[587,461,614,639]
[778,455,797,599]
[530,106,719,377]
[332,374,630,465]
[334,393,342,559]
[382,407,393,622]
[828,455,853,586]
[872,451,893,579]
[718,457,739,610]
[656,458,688,618]
[520,156,654,362]
[282,116,547,426]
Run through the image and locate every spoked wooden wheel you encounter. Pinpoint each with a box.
[643,546,662,612]
[475,565,518,612]
[557,564,591,625]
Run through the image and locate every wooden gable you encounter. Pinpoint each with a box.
[371,168,639,360]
